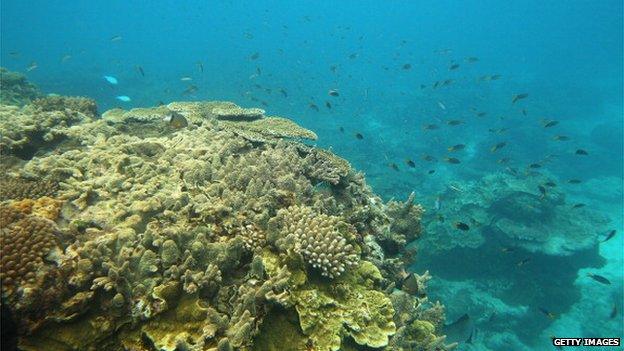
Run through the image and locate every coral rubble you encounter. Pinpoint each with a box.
[0,77,449,350]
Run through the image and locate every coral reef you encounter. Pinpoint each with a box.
[0,176,59,201]
[0,68,42,106]
[1,83,449,350]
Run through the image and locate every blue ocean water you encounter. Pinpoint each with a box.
[1,1,622,350]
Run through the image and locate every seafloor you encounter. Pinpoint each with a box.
[0,69,452,351]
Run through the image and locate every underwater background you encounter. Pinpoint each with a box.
[1,0,623,350]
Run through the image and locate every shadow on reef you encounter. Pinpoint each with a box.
[0,69,453,351]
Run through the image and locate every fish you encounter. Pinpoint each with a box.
[500,247,515,253]
[103,75,118,85]
[442,79,454,86]
[309,103,319,111]
[325,101,332,109]
[256,67,261,75]
[447,144,465,152]
[250,52,260,60]
[476,112,487,117]
[422,124,439,130]
[446,120,463,126]
[420,84,427,89]
[587,273,611,285]
[529,163,542,169]
[497,157,511,164]
[402,63,412,70]
[442,314,474,344]
[422,154,437,162]
[349,53,358,59]
[542,120,559,128]
[610,303,618,319]
[491,74,502,80]
[437,101,447,110]
[567,179,582,184]
[163,111,188,129]
[26,61,38,72]
[488,127,508,134]
[572,203,586,209]
[490,142,507,153]
[197,61,204,73]
[522,109,527,116]
[278,88,288,97]
[602,229,616,242]
[552,135,570,141]
[180,77,193,81]
[538,307,556,320]
[328,89,340,97]
[512,93,529,103]
[544,181,557,187]
[449,63,460,70]
[61,54,72,63]
[428,169,436,174]
[405,159,416,168]
[389,163,399,171]
[538,185,547,197]
[182,85,198,95]
[355,133,364,140]
[110,35,122,42]
[465,57,479,63]
[444,157,461,164]
[454,222,470,231]
[115,95,131,102]
[136,65,145,77]
[575,149,589,155]
[400,272,420,295]
[330,64,338,73]
[339,127,344,133]
[517,258,531,267]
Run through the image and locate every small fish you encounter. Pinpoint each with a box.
[602,229,616,242]
[339,127,344,133]
[542,120,559,128]
[182,85,198,95]
[278,88,288,97]
[355,133,364,140]
[423,124,439,130]
[136,65,145,77]
[197,61,204,73]
[587,273,611,285]
[180,76,193,81]
[538,185,547,197]
[61,54,72,63]
[610,303,618,319]
[572,203,586,209]
[490,142,507,153]
[110,35,122,42]
[103,75,118,85]
[575,149,589,155]
[325,101,332,109]
[428,169,436,174]
[521,109,527,116]
[491,74,502,80]
[538,307,556,320]
[422,154,437,162]
[433,81,440,89]
[476,112,487,117]
[309,103,319,111]
[449,63,460,70]
[256,67,261,75]
[465,57,479,63]
[500,247,515,253]
[437,101,447,110]
[163,111,188,129]
[115,95,131,102]
[529,163,542,169]
[328,89,340,97]
[405,159,416,168]
[497,157,511,164]
[446,120,463,126]
[330,64,338,73]
[517,258,531,267]
[26,61,38,72]
[389,163,399,171]
[402,63,412,70]
[349,53,358,59]
[447,144,465,152]
[454,222,470,231]
[420,84,427,89]
[567,179,582,184]
[444,157,461,164]
[512,93,529,103]
[250,52,260,60]
[544,181,557,187]
[442,79,454,86]
[552,135,570,141]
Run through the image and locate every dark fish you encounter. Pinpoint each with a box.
[442,79,454,86]
[575,149,589,155]
[349,53,358,59]
[444,157,461,164]
[136,65,145,77]
[339,127,344,133]
[465,57,479,63]
[529,163,542,169]
[490,142,507,153]
[512,93,529,103]
[602,229,616,242]
[250,52,260,60]
[428,169,436,174]
[166,111,188,129]
[449,63,460,70]
[610,303,618,319]
[446,120,463,126]
[443,314,473,344]
[197,61,204,73]
[538,185,547,197]
[423,124,439,130]
[433,81,440,89]
[420,84,427,89]
[552,135,570,141]
[256,67,261,75]
[157,101,166,106]
[572,203,586,209]
[355,133,364,140]
[325,101,332,109]
[517,258,531,267]
[587,273,611,285]
[330,64,338,73]
[567,179,582,184]
[538,307,556,319]
[328,89,340,97]
[279,88,288,97]
[309,103,319,111]
[491,74,502,80]
[402,63,412,70]
[422,154,437,162]
[260,101,268,107]
[542,120,559,128]
[522,109,527,116]
[477,112,487,117]
[447,144,465,152]
[390,163,399,171]
[405,159,416,168]
[182,85,198,95]
[454,222,470,231]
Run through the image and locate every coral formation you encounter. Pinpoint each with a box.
[0,176,59,201]
[1,78,449,351]
[211,102,265,120]
[0,68,42,106]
